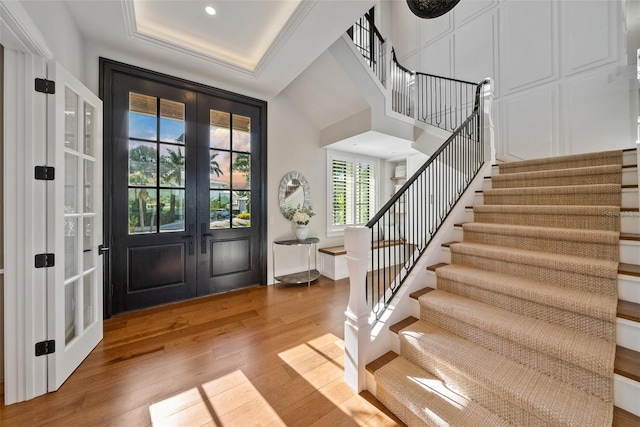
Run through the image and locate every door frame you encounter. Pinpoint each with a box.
[1,0,52,404]
[99,58,268,318]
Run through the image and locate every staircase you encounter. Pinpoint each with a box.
[366,149,640,426]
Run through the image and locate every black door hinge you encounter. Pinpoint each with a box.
[35,340,56,356]
[34,78,56,94]
[34,166,55,181]
[35,253,55,268]
[98,244,110,256]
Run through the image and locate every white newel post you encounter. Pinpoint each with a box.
[344,226,371,393]
[482,77,495,165]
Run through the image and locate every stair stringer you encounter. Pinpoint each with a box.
[362,161,493,394]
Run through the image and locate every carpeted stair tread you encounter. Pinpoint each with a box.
[450,242,618,296]
[483,183,622,206]
[435,264,617,325]
[472,204,620,231]
[462,222,620,260]
[375,356,511,427]
[399,320,613,426]
[491,164,622,189]
[418,289,615,377]
[450,241,618,281]
[498,149,623,174]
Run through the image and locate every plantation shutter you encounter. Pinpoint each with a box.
[355,161,375,224]
[331,157,375,227]
[331,159,353,226]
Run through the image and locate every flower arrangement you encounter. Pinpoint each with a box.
[286,204,315,225]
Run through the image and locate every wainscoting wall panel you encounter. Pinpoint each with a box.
[454,0,495,28]
[561,0,617,77]
[418,13,452,47]
[502,87,558,160]
[420,36,452,78]
[391,0,637,161]
[453,12,497,88]
[564,71,637,155]
[500,0,557,94]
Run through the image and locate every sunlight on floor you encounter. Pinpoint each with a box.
[148,333,395,426]
[149,370,285,426]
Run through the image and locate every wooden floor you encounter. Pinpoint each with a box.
[0,277,404,426]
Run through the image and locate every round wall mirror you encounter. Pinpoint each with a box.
[279,171,310,220]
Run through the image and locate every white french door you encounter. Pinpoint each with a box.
[46,61,103,391]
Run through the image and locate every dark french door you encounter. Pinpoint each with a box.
[101,60,266,316]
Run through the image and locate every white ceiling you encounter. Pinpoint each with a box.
[58,0,417,160]
[62,0,376,100]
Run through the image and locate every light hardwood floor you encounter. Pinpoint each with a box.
[0,277,404,426]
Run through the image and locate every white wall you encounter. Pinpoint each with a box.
[19,0,85,81]
[389,0,639,160]
[267,94,344,282]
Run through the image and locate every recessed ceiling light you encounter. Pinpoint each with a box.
[205,6,216,15]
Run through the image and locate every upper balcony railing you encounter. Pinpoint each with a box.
[345,14,493,324]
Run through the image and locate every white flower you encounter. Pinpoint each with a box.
[287,204,315,225]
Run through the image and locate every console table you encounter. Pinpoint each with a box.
[272,237,320,286]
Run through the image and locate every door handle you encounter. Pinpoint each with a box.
[98,244,110,256]
[201,223,213,254]
[182,224,195,256]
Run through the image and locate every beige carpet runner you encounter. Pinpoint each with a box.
[375,149,622,426]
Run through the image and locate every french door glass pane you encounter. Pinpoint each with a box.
[210,190,231,229]
[84,160,94,213]
[65,87,78,150]
[231,114,251,152]
[159,145,185,187]
[65,282,77,344]
[65,217,78,279]
[84,102,94,157]
[129,92,157,140]
[210,150,230,188]
[128,188,157,234]
[83,217,94,269]
[160,99,185,143]
[232,192,251,227]
[159,189,185,232]
[65,153,78,213]
[129,141,157,186]
[83,275,94,328]
[209,110,230,149]
[231,152,250,190]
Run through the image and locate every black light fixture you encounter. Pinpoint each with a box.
[406,0,461,19]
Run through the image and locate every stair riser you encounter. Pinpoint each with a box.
[487,168,636,189]
[615,374,640,417]
[420,306,612,402]
[475,188,638,208]
[617,317,640,352]
[619,274,640,304]
[484,192,621,207]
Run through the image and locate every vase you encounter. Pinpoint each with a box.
[295,224,309,241]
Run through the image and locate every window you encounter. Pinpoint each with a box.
[328,151,378,234]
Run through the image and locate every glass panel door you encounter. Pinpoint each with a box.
[48,61,103,391]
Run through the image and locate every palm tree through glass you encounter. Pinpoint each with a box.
[128,93,186,234]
